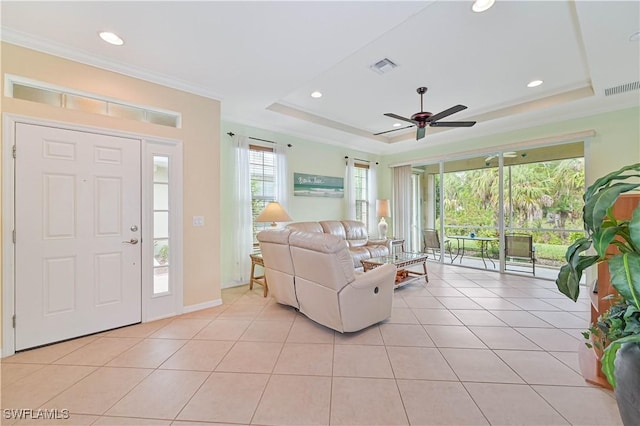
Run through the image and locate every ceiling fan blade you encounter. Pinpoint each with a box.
[416,126,426,140]
[429,121,476,127]
[384,112,418,125]
[373,125,415,136]
[427,105,467,123]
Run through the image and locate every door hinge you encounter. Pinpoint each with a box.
[12,314,16,328]
[12,145,16,158]
[12,229,16,244]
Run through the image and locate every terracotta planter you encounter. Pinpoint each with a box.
[614,342,640,425]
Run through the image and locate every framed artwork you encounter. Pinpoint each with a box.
[293,172,344,198]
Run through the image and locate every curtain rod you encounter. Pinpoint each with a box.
[227,132,292,147]
[345,156,379,165]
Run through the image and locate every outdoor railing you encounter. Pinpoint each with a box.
[442,225,584,268]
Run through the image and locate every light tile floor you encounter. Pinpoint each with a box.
[1,263,622,425]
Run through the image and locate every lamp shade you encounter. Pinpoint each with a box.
[376,199,390,217]
[256,202,292,226]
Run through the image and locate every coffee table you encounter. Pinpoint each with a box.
[361,252,429,287]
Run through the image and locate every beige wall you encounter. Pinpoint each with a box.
[1,43,222,344]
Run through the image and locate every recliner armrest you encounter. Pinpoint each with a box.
[350,263,396,289]
[367,239,392,250]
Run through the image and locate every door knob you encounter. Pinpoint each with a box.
[122,238,139,244]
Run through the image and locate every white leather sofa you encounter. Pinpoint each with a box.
[257,228,396,332]
[255,228,297,307]
[287,220,390,269]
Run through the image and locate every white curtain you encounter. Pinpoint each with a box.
[393,165,413,247]
[274,142,288,209]
[232,135,253,283]
[344,157,356,220]
[367,162,378,236]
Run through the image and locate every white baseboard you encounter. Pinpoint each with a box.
[145,312,181,323]
[222,280,248,289]
[183,298,223,314]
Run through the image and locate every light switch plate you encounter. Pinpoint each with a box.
[192,216,205,227]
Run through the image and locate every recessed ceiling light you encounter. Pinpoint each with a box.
[527,79,543,88]
[472,0,495,13]
[99,31,124,46]
[630,31,640,42]
[392,123,402,128]
[310,91,323,98]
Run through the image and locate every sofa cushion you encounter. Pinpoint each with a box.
[287,220,389,269]
[319,220,346,239]
[349,246,372,269]
[287,221,324,233]
[366,245,389,258]
[289,231,355,289]
[257,229,293,273]
[340,220,369,247]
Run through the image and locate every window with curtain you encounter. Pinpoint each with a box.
[250,144,276,245]
[354,162,369,228]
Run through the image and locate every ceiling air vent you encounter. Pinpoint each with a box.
[369,58,398,75]
[604,81,640,96]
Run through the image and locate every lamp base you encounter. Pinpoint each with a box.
[378,217,388,240]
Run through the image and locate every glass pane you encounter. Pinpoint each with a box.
[13,84,62,106]
[108,102,145,121]
[443,155,499,270]
[154,156,169,183]
[154,239,169,267]
[154,183,169,210]
[64,94,107,114]
[502,153,585,275]
[146,110,179,127]
[153,267,169,294]
[154,212,169,238]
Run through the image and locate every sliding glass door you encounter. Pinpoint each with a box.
[414,142,585,280]
[501,144,585,277]
[442,154,501,269]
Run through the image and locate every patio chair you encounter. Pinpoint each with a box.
[504,233,536,275]
[422,229,452,262]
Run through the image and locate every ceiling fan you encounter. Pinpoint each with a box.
[374,87,476,140]
[485,152,517,162]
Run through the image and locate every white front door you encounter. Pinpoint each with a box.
[15,123,142,350]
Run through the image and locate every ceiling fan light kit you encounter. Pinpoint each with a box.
[377,86,476,140]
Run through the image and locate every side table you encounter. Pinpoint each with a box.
[388,237,405,254]
[249,253,268,297]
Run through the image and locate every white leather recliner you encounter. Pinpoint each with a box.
[256,228,298,308]
[258,228,396,332]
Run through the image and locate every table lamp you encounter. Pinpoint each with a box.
[376,199,390,239]
[256,202,292,228]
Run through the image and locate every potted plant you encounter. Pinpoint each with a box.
[555,163,640,425]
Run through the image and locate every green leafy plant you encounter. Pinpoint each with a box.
[583,296,640,352]
[555,163,640,387]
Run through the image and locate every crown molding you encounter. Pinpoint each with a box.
[0,27,224,101]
